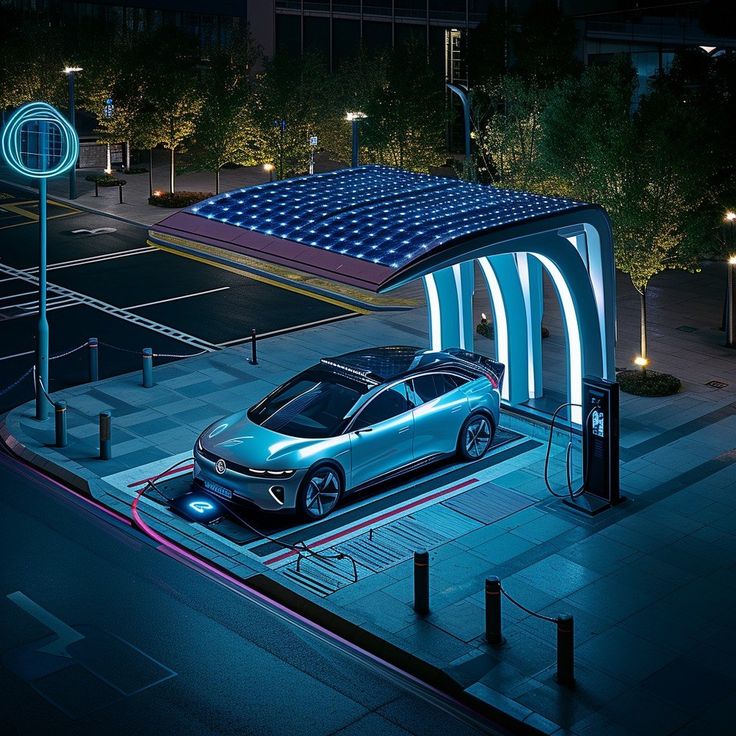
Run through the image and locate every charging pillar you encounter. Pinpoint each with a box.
[564,376,621,515]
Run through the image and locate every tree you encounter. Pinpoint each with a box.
[188,41,263,193]
[540,58,718,368]
[255,52,335,179]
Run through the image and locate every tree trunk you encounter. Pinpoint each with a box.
[215,167,220,195]
[639,288,648,373]
[148,148,153,197]
[169,148,175,193]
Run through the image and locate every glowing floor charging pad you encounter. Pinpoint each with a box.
[169,492,225,524]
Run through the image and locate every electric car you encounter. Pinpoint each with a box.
[193,346,504,520]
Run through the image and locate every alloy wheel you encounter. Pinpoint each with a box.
[464,415,492,459]
[303,467,341,519]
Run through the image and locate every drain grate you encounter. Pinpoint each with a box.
[281,554,368,597]
[706,380,728,389]
[442,482,534,524]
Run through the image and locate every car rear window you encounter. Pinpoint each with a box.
[249,369,362,438]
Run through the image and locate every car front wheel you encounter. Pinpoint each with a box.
[298,464,343,520]
[458,412,495,461]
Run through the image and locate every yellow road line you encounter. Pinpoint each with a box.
[0,210,78,230]
[1,203,38,221]
[148,240,369,315]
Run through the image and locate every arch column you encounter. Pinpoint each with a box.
[423,263,474,351]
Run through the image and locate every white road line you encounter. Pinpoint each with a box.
[0,262,218,352]
[24,246,154,273]
[0,349,34,362]
[0,289,35,302]
[126,286,230,311]
[217,312,358,347]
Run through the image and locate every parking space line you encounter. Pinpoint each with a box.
[0,262,218,352]
[0,289,35,302]
[150,241,368,316]
[23,246,155,273]
[126,286,230,311]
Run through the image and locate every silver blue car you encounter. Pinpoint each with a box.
[193,346,504,520]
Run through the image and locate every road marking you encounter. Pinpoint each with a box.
[217,312,358,346]
[7,591,85,658]
[0,289,35,302]
[126,286,230,311]
[0,262,218,352]
[0,349,34,362]
[149,241,368,315]
[71,226,117,235]
[23,246,154,273]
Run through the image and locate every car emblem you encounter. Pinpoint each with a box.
[215,459,227,475]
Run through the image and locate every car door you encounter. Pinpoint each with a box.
[409,372,469,459]
[348,382,414,489]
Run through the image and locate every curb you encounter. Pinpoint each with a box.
[147,235,413,315]
[0,413,560,736]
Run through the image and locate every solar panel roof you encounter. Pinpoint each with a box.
[187,166,582,271]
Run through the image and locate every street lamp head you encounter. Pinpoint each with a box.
[728,255,736,265]
[345,112,367,122]
[634,356,649,368]
[725,211,736,222]
[63,66,83,74]
[263,163,274,172]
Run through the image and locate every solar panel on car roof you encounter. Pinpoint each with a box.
[332,346,421,381]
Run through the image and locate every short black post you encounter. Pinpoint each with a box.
[413,550,429,615]
[87,337,99,382]
[94,180,99,197]
[118,182,124,204]
[556,614,575,687]
[485,576,503,646]
[54,401,68,448]
[250,328,258,365]
[99,411,111,460]
[142,347,153,388]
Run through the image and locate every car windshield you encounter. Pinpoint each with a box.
[248,369,364,438]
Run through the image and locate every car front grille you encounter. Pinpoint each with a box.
[197,445,262,478]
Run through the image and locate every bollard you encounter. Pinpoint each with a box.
[250,328,258,365]
[556,614,575,687]
[55,401,68,448]
[118,182,124,204]
[99,411,111,460]
[485,576,503,646]
[142,347,153,388]
[87,337,99,382]
[413,550,430,615]
[94,180,99,197]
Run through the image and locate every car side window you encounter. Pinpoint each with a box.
[412,373,466,404]
[352,384,410,430]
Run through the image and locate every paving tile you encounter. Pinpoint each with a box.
[515,554,601,599]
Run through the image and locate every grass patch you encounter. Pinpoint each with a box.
[618,369,681,397]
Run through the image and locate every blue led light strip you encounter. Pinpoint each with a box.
[188,166,582,270]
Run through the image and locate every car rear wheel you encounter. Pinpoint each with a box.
[458,412,495,461]
[298,464,343,520]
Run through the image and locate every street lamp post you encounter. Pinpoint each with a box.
[63,66,82,199]
[725,212,736,348]
[346,112,367,167]
[447,83,471,164]
[263,163,274,182]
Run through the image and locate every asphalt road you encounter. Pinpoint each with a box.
[0,453,498,736]
[0,186,354,412]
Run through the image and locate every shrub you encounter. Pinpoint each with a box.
[85,174,126,187]
[617,369,681,397]
[148,190,213,208]
[122,166,148,175]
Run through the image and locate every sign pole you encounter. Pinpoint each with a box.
[36,173,49,419]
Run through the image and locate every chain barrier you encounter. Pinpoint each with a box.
[500,584,557,623]
[0,366,34,398]
[98,340,208,360]
[152,350,209,359]
[97,340,141,355]
[50,342,88,361]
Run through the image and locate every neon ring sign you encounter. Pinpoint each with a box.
[1,101,79,179]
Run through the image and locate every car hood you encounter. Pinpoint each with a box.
[199,411,322,467]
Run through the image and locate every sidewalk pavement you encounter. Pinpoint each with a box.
[3,256,736,735]
[0,150,343,227]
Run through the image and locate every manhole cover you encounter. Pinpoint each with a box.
[706,380,728,389]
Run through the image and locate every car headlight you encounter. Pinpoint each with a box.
[196,436,204,452]
[247,468,295,479]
